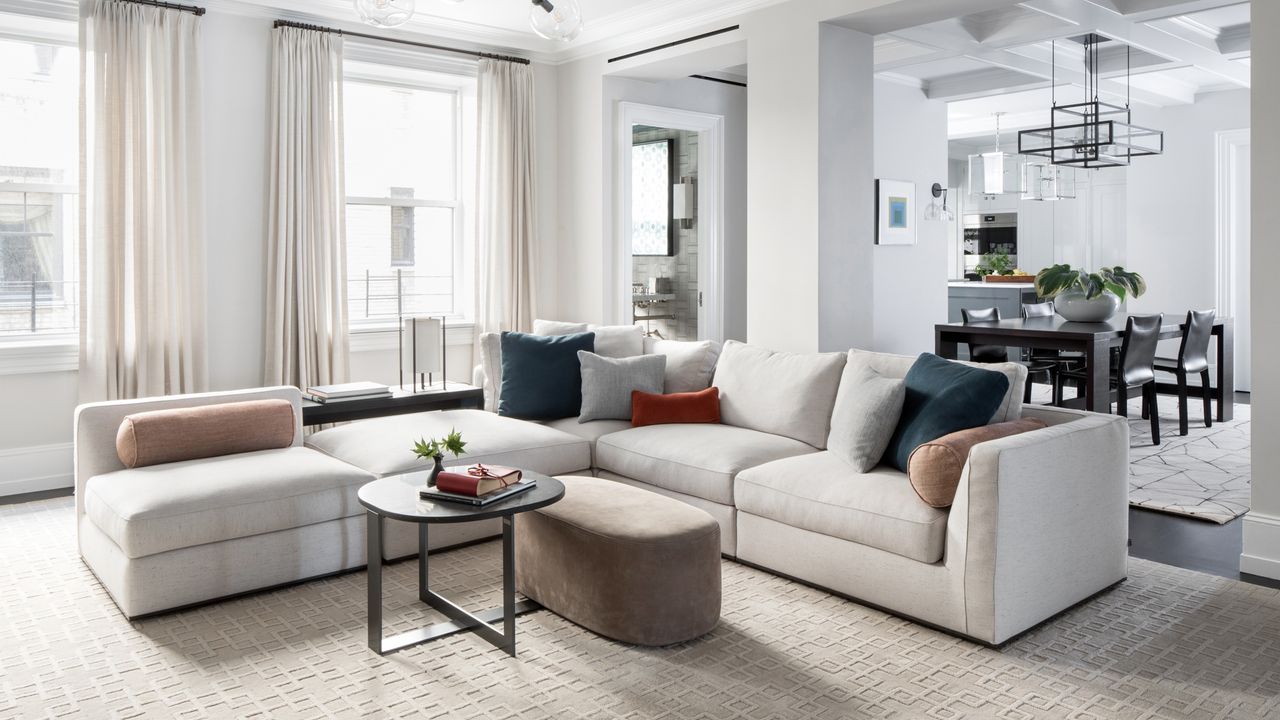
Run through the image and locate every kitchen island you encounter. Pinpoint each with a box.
[947,280,1039,322]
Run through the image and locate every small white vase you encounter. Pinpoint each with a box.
[1055,289,1120,322]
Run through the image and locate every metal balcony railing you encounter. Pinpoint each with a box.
[347,269,454,323]
[0,277,77,335]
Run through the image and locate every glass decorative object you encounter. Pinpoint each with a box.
[353,0,416,28]
[530,0,583,42]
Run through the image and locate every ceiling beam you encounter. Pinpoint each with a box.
[1019,0,1250,87]
[887,23,1186,105]
[1105,0,1250,25]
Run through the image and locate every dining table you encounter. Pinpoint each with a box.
[934,313,1234,421]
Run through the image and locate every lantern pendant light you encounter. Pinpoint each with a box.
[968,112,1025,196]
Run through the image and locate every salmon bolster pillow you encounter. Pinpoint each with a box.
[116,399,296,469]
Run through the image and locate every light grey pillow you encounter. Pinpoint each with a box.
[828,363,907,473]
[578,351,666,422]
[643,337,721,392]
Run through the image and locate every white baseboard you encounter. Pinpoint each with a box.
[0,442,73,497]
[1241,511,1280,580]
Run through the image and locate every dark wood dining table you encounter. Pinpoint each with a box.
[934,313,1234,421]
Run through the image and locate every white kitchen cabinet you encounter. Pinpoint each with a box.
[1016,197,1055,274]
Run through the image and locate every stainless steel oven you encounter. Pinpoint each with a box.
[962,212,1017,274]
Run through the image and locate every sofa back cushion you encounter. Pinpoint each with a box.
[534,319,643,358]
[711,340,846,448]
[642,337,721,393]
[533,319,589,336]
[499,331,595,419]
[116,399,296,469]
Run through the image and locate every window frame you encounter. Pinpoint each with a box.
[0,15,80,369]
[341,69,472,334]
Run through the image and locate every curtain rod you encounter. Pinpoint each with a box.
[117,0,205,15]
[272,19,530,65]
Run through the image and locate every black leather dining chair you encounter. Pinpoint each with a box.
[1018,301,1064,404]
[1154,309,1216,436]
[960,307,1008,364]
[1056,314,1164,445]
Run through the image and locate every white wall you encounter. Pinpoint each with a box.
[1127,89,1249,317]
[872,78,948,355]
[0,6,559,496]
[1244,2,1279,580]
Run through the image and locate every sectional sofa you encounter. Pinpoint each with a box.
[73,334,1129,645]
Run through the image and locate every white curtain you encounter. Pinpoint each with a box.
[475,59,537,334]
[263,27,349,389]
[79,0,207,401]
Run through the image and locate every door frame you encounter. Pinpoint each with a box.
[1215,128,1250,389]
[611,101,725,342]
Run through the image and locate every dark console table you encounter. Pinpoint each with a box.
[301,383,484,426]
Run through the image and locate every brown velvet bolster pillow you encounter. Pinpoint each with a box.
[116,399,296,469]
[907,417,1047,508]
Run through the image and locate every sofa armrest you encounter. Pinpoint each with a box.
[73,386,303,520]
[952,411,1129,644]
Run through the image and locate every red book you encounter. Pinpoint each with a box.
[434,464,523,497]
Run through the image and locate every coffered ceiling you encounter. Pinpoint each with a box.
[872,0,1251,138]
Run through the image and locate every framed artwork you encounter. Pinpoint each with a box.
[875,179,916,246]
[631,139,674,256]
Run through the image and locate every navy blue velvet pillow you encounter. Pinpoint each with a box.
[499,331,595,420]
[882,353,1010,471]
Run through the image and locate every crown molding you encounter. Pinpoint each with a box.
[551,0,786,64]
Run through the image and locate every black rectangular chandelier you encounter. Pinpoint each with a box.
[1018,35,1164,169]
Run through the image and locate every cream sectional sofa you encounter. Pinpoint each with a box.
[74,339,1128,645]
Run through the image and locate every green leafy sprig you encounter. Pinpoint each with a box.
[412,429,467,460]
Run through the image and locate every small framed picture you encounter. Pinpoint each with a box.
[875,179,916,246]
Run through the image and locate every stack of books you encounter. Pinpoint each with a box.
[304,381,392,403]
[420,465,536,506]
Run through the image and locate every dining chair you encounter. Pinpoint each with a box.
[1154,309,1216,436]
[1056,314,1164,445]
[960,307,1008,364]
[1016,301,1064,404]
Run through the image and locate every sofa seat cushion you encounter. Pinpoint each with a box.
[83,447,375,559]
[542,417,631,467]
[735,451,948,564]
[307,409,591,477]
[596,424,817,505]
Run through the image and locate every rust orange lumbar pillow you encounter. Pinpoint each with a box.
[631,387,721,427]
[906,417,1047,508]
[116,399,297,469]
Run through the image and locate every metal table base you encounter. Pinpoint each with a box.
[366,512,536,656]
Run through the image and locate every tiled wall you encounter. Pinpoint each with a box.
[632,125,698,341]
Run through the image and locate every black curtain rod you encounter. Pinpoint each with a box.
[608,25,739,64]
[116,0,205,15]
[273,19,530,65]
[690,74,745,88]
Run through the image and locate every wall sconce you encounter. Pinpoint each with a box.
[399,316,446,392]
[923,182,954,221]
[672,175,695,230]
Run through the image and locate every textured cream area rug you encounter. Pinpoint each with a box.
[4,496,1280,719]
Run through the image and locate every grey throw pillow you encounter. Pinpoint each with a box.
[828,363,907,472]
[578,351,666,422]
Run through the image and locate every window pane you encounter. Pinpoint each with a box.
[347,205,454,322]
[0,36,78,185]
[343,81,455,200]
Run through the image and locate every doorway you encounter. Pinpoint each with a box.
[1217,128,1251,392]
[614,102,724,342]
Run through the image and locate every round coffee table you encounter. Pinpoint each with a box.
[358,470,565,656]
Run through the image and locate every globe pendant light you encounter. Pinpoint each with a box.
[530,0,583,42]
[353,0,416,28]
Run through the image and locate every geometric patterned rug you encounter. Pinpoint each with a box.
[1031,388,1252,524]
[4,496,1280,719]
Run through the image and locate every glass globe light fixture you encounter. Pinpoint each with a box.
[353,0,416,28]
[530,0,583,42]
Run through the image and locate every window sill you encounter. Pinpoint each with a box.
[0,337,78,375]
[348,322,476,353]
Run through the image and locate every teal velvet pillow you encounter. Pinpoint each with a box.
[883,353,1011,471]
[499,331,595,419]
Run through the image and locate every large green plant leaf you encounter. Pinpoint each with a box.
[1101,266,1147,301]
[1034,264,1085,298]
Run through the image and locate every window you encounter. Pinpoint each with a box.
[343,63,476,329]
[0,29,78,340]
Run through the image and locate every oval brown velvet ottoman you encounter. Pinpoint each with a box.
[516,475,721,646]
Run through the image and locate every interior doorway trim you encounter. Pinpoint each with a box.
[1215,128,1250,318]
[612,101,725,342]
